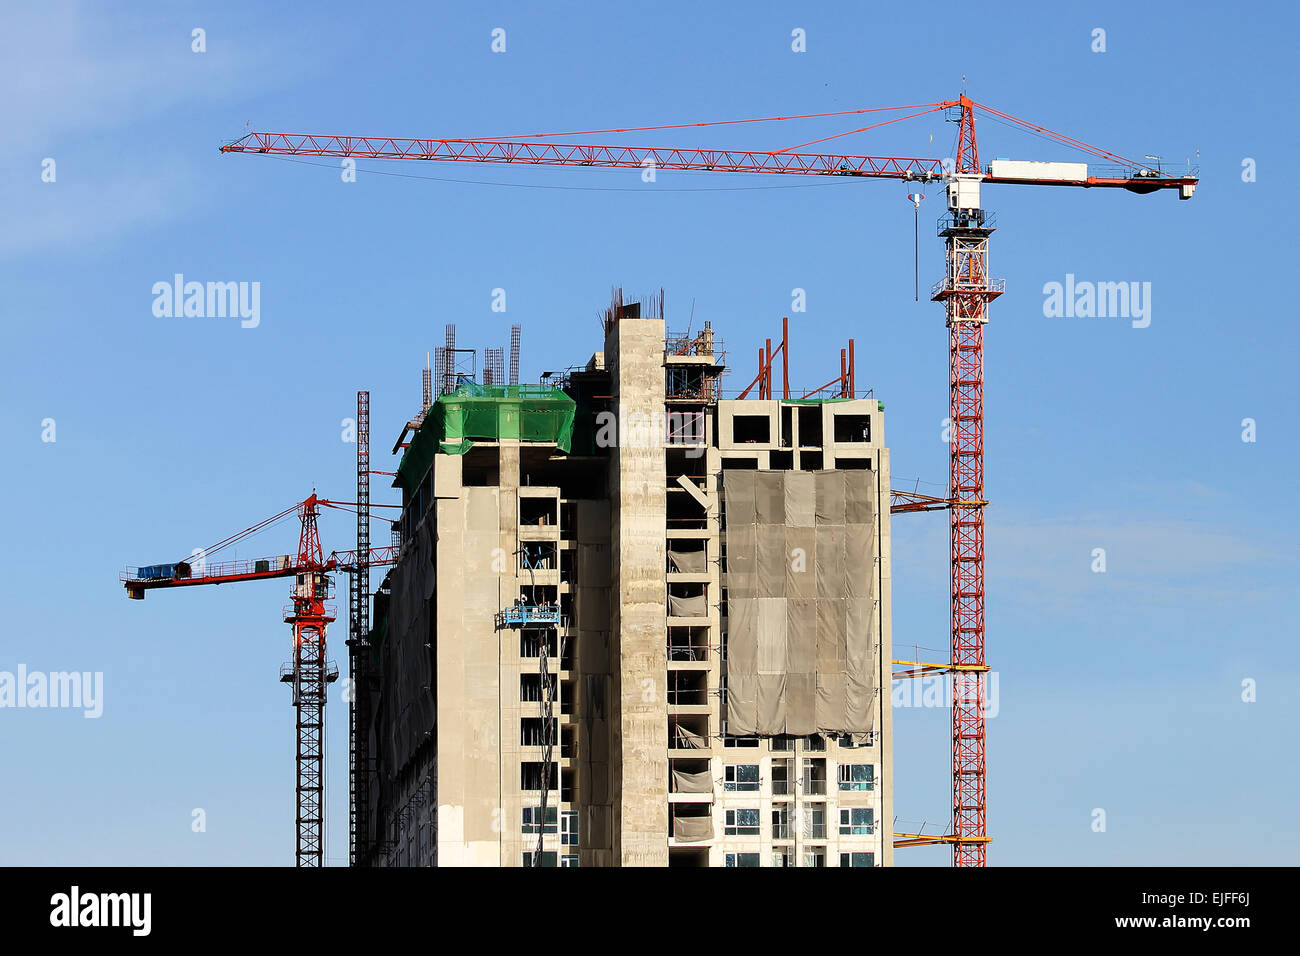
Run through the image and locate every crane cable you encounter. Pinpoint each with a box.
[772,104,950,154]
[456,102,949,143]
[180,502,302,565]
[972,100,1152,171]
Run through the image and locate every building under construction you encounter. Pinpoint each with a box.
[358,295,891,867]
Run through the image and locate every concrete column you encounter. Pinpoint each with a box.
[876,444,894,867]
[606,318,669,865]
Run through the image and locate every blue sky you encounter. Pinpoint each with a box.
[1,0,1294,865]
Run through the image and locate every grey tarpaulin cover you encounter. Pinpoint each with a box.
[722,470,876,736]
[673,814,715,842]
[383,518,437,774]
[671,769,714,793]
[668,592,708,617]
[668,548,708,573]
[674,725,707,749]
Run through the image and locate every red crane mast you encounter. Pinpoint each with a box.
[122,493,396,866]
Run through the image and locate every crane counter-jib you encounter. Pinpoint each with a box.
[120,555,312,598]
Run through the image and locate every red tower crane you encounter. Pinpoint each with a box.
[220,95,1197,866]
[122,493,397,866]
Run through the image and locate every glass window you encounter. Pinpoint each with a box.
[770,850,793,868]
[561,810,579,846]
[560,854,579,868]
[838,763,876,791]
[839,852,875,867]
[802,847,826,867]
[839,807,875,835]
[522,806,558,834]
[523,851,557,867]
[726,852,761,867]
[837,732,875,749]
[725,808,761,836]
[724,764,760,791]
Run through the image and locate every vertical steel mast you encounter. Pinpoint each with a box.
[933,96,999,866]
[281,495,338,866]
[534,633,554,866]
[348,392,372,866]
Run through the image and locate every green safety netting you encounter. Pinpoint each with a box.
[395,384,576,494]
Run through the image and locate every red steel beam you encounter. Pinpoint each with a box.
[222,133,950,180]
[765,338,773,400]
[774,317,785,400]
[849,338,856,398]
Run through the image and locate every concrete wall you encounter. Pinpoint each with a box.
[434,479,507,866]
[876,445,893,867]
[575,500,614,866]
[606,317,669,866]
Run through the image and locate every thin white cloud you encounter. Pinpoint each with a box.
[986,509,1289,608]
[0,1,305,258]
[0,166,198,258]
[890,483,1290,608]
[995,514,1276,577]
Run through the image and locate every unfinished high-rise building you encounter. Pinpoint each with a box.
[362,296,892,867]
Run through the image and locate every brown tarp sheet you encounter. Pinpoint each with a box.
[667,548,708,573]
[671,769,714,793]
[722,470,876,736]
[674,725,707,749]
[673,814,715,842]
[668,592,708,617]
